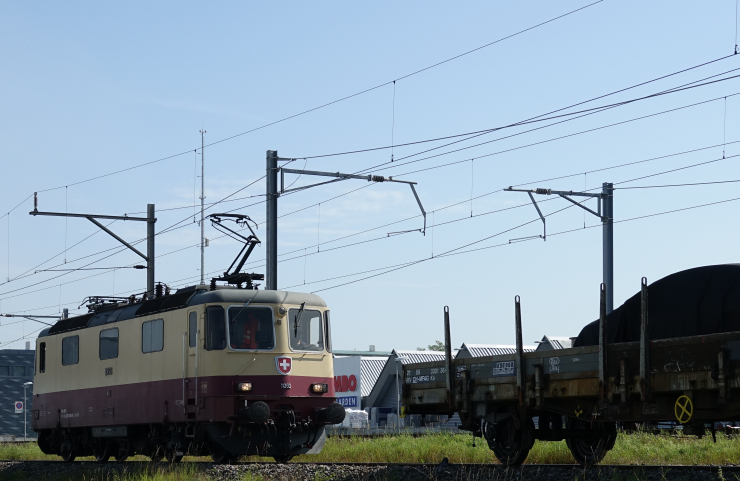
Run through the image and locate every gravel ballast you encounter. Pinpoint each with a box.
[1,460,738,480]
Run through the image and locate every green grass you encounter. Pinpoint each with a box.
[2,431,740,465]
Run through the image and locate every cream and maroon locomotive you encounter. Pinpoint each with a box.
[32,287,344,463]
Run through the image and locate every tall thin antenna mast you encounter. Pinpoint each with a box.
[200,129,206,285]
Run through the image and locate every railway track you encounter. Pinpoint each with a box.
[2,459,738,480]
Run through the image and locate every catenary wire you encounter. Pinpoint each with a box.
[296,58,740,162]
[1,0,602,220]
[375,91,740,178]
[310,193,740,293]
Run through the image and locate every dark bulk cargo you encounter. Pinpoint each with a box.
[574,264,740,347]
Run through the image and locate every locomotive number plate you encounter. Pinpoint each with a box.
[280,383,291,389]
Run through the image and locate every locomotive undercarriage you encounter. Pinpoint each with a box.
[36,417,328,463]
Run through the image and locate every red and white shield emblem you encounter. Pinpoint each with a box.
[276,356,292,375]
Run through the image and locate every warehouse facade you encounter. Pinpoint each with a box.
[0,349,36,439]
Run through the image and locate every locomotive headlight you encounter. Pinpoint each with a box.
[311,383,328,394]
[236,382,252,392]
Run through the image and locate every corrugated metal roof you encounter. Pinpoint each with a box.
[535,336,575,351]
[455,343,536,358]
[360,357,388,397]
[392,349,446,364]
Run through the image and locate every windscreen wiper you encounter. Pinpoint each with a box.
[229,299,253,326]
[293,302,306,338]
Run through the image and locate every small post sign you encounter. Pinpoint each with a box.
[14,401,23,414]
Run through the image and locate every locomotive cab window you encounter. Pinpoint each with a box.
[228,306,275,350]
[289,308,324,352]
[324,310,332,353]
[39,342,46,373]
[62,335,79,366]
[188,312,197,348]
[142,319,163,353]
[205,306,226,351]
[100,328,119,360]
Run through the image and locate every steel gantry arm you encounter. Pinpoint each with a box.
[504,184,615,314]
[29,193,157,296]
[280,168,427,236]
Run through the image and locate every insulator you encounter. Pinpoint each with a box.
[155,283,163,298]
[371,175,386,182]
[535,188,551,195]
[210,278,216,291]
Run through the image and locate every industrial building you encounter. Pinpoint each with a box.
[0,348,36,440]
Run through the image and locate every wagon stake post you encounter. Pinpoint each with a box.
[639,277,649,401]
[443,306,454,413]
[599,283,607,403]
[514,295,525,406]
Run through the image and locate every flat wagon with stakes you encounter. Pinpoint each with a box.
[403,272,740,466]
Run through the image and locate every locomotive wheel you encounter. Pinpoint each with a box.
[485,417,535,466]
[565,418,617,467]
[273,454,294,463]
[209,443,237,464]
[61,449,76,463]
[164,450,184,463]
[114,454,129,462]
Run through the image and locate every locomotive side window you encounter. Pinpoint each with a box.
[62,335,79,366]
[205,306,226,351]
[288,309,324,352]
[99,328,119,360]
[228,306,275,350]
[142,319,164,353]
[188,312,197,348]
[39,342,46,373]
[324,311,332,353]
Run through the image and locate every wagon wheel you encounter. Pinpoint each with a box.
[92,439,111,462]
[273,454,295,463]
[485,417,535,466]
[114,453,129,462]
[61,448,76,463]
[565,417,617,467]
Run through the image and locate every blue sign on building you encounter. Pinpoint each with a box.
[337,396,357,408]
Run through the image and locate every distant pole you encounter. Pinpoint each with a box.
[22,382,32,441]
[200,130,206,285]
[147,204,155,296]
[266,150,278,290]
[602,183,614,313]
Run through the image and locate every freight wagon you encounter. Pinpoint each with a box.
[403,278,740,466]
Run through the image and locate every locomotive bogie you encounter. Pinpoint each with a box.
[31,289,345,462]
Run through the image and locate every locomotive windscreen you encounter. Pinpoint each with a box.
[228,306,275,350]
[289,309,324,352]
[573,264,740,347]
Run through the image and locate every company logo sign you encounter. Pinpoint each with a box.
[337,396,357,407]
[334,374,357,392]
[276,356,292,375]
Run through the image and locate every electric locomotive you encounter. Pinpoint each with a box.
[30,214,345,463]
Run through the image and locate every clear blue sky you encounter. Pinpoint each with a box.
[1,1,739,351]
